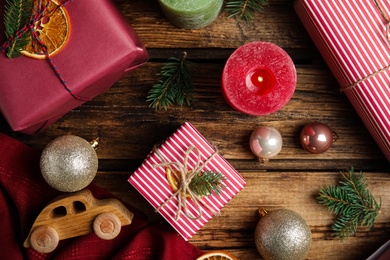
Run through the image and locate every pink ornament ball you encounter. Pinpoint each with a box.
[300,122,335,154]
[250,126,283,161]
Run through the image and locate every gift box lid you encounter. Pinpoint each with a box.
[129,122,246,240]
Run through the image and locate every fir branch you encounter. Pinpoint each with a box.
[147,52,194,110]
[331,212,360,239]
[4,0,33,58]
[189,170,227,197]
[225,0,268,22]
[317,167,381,239]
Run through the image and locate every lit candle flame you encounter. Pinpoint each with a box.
[258,76,264,82]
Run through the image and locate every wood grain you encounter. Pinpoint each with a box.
[1,0,389,259]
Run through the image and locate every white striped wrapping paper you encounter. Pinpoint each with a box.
[295,0,390,161]
[128,122,246,241]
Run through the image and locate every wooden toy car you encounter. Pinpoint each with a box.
[24,189,134,253]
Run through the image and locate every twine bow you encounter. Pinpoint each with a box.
[342,0,390,92]
[1,0,90,101]
[154,145,220,221]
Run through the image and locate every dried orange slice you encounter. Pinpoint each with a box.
[166,167,181,193]
[196,251,237,260]
[20,0,70,59]
[165,168,193,197]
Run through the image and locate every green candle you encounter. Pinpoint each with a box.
[158,0,223,29]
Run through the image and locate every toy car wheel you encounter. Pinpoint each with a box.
[93,212,121,240]
[30,226,59,253]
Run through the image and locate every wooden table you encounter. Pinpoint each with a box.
[1,0,389,259]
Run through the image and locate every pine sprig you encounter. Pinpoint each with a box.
[3,0,33,58]
[317,167,381,239]
[147,52,194,110]
[189,170,227,197]
[225,0,268,22]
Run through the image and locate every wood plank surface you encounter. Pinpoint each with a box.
[1,0,389,259]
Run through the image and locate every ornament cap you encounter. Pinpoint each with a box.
[90,137,100,150]
[258,208,268,217]
[332,131,338,143]
[258,158,269,165]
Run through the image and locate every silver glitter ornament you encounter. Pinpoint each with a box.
[40,135,99,192]
[255,209,311,260]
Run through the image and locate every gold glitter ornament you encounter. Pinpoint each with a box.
[40,135,99,192]
[254,208,311,260]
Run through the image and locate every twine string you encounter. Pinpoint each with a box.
[1,0,91,101]
[374,0,390,41]
[343,0,390,92]
[343,64,390,91]
[154,145,219,221]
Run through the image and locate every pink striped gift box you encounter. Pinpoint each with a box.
[128,122,246,241]
[295,0,390,161]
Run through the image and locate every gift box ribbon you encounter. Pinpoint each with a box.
[153,145,221,221]
[1,0,91,101]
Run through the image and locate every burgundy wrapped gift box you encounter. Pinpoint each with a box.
[0,0,148,134]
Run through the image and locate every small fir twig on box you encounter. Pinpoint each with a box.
[317,167,381,239]
[3,0,33,58]
[225,0,268,22]
[147,52,194,110]
[189,170,227,197]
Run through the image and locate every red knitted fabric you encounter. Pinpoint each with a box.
[0,132,202,259]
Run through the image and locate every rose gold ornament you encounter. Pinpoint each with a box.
[300,122,337,154]
[250,126,282,163]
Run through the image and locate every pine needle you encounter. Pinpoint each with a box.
[3,0,33,58]
[225,0,268,22]
[147,52,194,110]
[317,167,381,239]
[189,171,227,197]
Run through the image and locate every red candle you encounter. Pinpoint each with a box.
[221,42,297,115]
